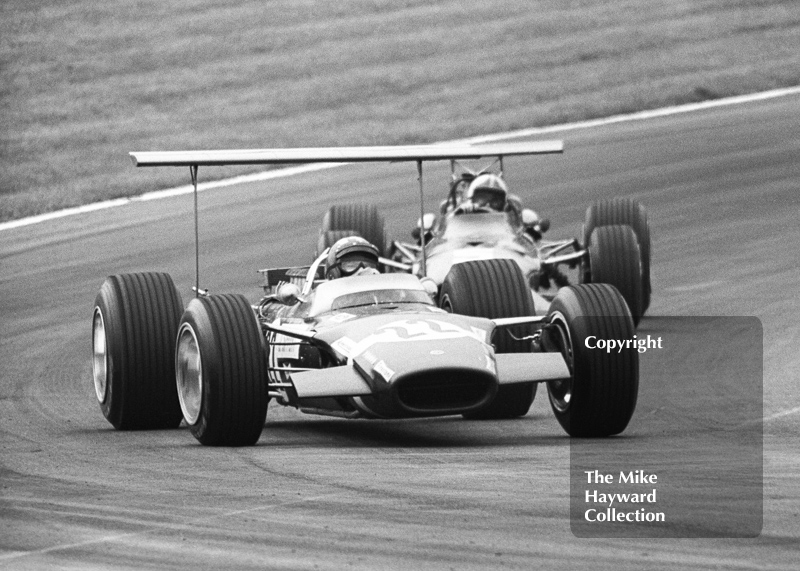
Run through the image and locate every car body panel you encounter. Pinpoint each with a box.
[414,211,541,284]
[260,273,569,418]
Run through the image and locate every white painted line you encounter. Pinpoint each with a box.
[0,198,131,231]
[733,405,800,429]
[763,406,800,423]
[134,162,343,202]
[0,163,344,231]
[458,85,800,143]
[663,280,725,293]
[2,85,799,233]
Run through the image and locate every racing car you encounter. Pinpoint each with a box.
[91,143,639,446]
[318,164,651,325]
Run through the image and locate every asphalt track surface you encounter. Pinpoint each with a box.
[2,95,800,569]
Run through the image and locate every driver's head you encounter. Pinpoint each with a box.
[465,174,508,211]
[325,236,380,279]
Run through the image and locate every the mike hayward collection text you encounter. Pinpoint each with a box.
[583,470,665,523]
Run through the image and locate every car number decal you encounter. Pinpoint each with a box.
[349,319,487,358]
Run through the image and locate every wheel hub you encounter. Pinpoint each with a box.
[176,324,203,425]
[92,308,108,403]
[546,313,574,413]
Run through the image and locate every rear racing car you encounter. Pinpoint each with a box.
[318,162,651,325]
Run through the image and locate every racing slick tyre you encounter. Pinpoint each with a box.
[439,259,537,419]
[583,198,651,311]
[316,229,360,258]
[175,294,268,446]
[545,283,638,437]
[92,272,184,430]
[583,224,644,326]
[321,203,386,256]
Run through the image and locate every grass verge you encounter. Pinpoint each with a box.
[2,0,799,221]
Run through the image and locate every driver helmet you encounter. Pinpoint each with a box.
[325,236,380,279]
[464,174,509,211]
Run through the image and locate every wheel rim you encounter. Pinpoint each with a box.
[546,312,574,413]
[176,324,203,425]
[92,307,108,403]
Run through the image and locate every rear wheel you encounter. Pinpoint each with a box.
[92,272,184,429]
[545,283,638,437]
[176,294,268,446]
[439,259,537,419]
[321,203,386,256]
[583,198,651,311]
[583,224,644,325]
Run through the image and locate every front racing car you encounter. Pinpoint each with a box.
[90,142,641,446]
[254,268,569,421]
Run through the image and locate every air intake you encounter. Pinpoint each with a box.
[395,369,495,413]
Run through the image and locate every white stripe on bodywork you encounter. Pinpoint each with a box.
[346,319,488,359]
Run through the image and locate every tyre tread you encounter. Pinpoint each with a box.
[440,259,537,419]
[584,198,651,310]
[322,204,386,256]
[548,283,638,436]
[184,294,268,446]
[587,225,644,325]
[96,272,183,430]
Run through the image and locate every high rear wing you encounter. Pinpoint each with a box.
[129,141,563,295]
[129,141,563,167]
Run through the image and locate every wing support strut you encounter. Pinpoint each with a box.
[417,160,426,277]
[190,164,201,298]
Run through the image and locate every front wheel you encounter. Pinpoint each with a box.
[92,272,184,429]
[544,283,638,437]
[176,294,269,446]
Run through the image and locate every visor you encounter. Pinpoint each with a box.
[339,254,378,276]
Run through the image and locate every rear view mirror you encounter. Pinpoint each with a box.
[538,218,550,233]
